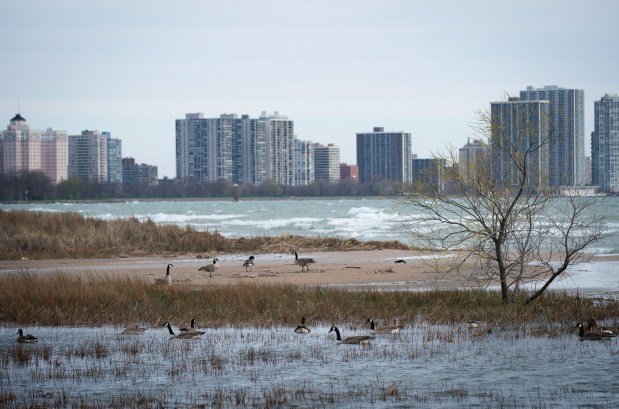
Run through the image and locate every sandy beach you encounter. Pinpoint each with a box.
[0,249,472,289]
[3,250,616,291]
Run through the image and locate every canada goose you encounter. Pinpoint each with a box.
[243,256,255,272]
[154,263,174,285]
[328,325,373,345]
[17,329,38,343]
[199,258,219,277]
[292,251,316,271]
[367,318,402,334]
[179,318,202,333]
[576,323,615,341]
[294,317,311,334]
[162,321,204,339]
[122,325,147,335]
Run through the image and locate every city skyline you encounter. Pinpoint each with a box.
[2,1,618,178]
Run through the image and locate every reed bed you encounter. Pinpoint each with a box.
[1,271,617,328]
[0,209,408,260]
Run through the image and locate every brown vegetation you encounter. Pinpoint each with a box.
[1,271,616,328]
[0,209,408,260]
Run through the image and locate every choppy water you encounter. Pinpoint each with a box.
[1,323,618,408]
[3,197,619,253]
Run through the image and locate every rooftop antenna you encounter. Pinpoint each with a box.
[17,96,20,114]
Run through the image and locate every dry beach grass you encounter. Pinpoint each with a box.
[1,208,618,330]
[0,209,407,260]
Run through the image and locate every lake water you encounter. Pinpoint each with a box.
[3,197,619,252]
[1,322,618,408]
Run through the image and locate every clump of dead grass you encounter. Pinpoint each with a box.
[1,271,616,329]
[0,209,408,260]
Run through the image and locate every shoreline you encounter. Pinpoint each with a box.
[2,250,618,292]
[0,250,464,288]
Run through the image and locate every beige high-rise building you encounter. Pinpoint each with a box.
[314,143,340,183]
[68,130,108,183]
[0,113,68,183]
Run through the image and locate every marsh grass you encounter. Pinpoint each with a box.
[0,209,408,260]
[1,271,617,329]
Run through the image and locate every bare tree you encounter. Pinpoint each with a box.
[397,101,607,304]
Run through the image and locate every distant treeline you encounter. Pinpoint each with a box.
[0,171,399,202]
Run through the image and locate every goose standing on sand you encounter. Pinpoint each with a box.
[17,329,38,343]
[294,317,311,334]
[122,325,147,335]
[367,318,402,334]
[328,325,373,345]
[199,258,219,277]
[576,323,615,341]
[243,256,255,272]
[292,251,316,272]
[162,321,204,339]
[154,263,174,285]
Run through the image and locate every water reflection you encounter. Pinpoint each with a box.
[1,323,617,408]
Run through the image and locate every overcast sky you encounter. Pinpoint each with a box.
[2,1,617,178]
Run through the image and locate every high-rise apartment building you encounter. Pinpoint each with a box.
[68,130,108,183]
[0,113,68,183]
[412,158,446,192]
[519,85,585,187]
[264,112,295,186]
[591,93,619,194]
[104,131,122,183]
[122,157,158,185]
[313,143,340,183]
[458,138,489,184]
[356,127,412,184]
[584,155,592,186]
[490,98,550,189]
[294,139,314,186]
[175,111,298,186]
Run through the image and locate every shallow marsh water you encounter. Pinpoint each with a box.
[1,323,618,408]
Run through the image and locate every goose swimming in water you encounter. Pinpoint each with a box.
[162,321,204,339]
[17,329,38,343]
[576,323,615,341]
[294,317,311,334]
[199,258,219,277]
[292,251,316,271]
[243,256,255,272]
[154,263,174,285]
[367,318,402,334]
[328,325,373,345]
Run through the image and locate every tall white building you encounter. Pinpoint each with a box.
[519,85,585,187]
[313,143,340,183]
[592,93,619,194]
[0,113,68,183]
[458,138,489,184]
[264,111,295,186]
[294,139,314,186]
[104,131,122,183]
[68,130,108,183]
[175,111,299,186]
